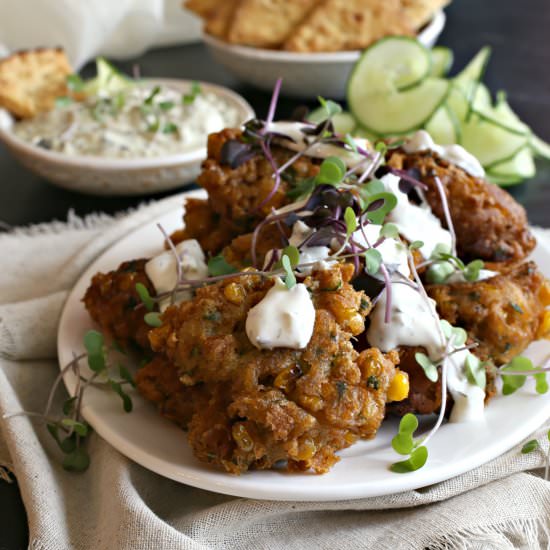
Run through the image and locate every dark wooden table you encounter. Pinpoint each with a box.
[1,0,549,547]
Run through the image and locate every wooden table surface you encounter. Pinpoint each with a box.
[1,0,549,547]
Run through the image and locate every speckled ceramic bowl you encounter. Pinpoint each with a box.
[0,79,254,196]
[203,11,446,99]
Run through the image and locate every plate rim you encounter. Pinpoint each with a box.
[57,190,550,501]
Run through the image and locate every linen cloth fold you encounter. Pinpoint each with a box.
[1,197,550,550]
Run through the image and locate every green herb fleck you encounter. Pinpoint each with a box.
[521,439,539,454]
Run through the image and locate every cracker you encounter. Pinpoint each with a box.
[227,0,320,48]
[0,47,72,119]
[400,0,450,30]
[185,0,240,40]
[284,0,414,53]
[184,0,220,18]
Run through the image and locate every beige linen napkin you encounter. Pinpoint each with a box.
[1,198,550,550]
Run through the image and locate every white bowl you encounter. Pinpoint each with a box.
[204,11,446,99]
[0,79,254,196]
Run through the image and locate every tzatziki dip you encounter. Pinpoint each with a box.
[12,83,241,158]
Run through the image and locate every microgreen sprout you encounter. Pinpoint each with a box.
[144,85,161,106]
[208,254,238,276]
[498,356,549,395]
[390,413,428,473]
[66,74,85,93]
[281,254,296,289]
[3,330,135,472]
[317,96,342,119]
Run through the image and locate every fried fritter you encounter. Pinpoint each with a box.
[193,129,320,250]
[141,264,403,474]
[387,150,536,262]
[427,261,550,365]
[82,259,153,350]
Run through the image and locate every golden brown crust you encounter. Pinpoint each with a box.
[0,47,72,118]
[141,264,400,474]
[283,0,414,53]
[387,150,536,263]
[427,261,550,365]
[82,259,153,350]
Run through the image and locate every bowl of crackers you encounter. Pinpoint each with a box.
[187,0,448,99]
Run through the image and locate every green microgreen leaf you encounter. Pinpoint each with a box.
[464,259,485,282]
[135,283,154,311]
[500,356,533,395]
[437,252,465,271]
[162,122,178,134]
[83,330,105,372]
[390,445,428,473]
[62,447,90,472]
[183,81,201,104]
[62,397,78,416]
[521,439,539,454]
[147,116,160,133]
[207,254,238,276]
[109,381,133,413]
[144,85,161,105]
[61,418,89,437]
[451,326,468,347]
[364,248,382,276]
[364,192,398,225]
[391,432,414,455]
[440,320,453,339]
[55,96,72,107]
[159,101,175,111]
[118,365,136,388]
[317,96,342,118]
[426,261,455,284]
[282,245,300,268]
[374,141,388,157]
[399,413,419,435]
[535,373,549,394]
[465,354,486,389]
[287,177,316,200]
[415,352,439,382]
[281,255,296,289]
[144,312,162,328]
[430,242,452,259]
[66,74,85,92]
[344,206,357,237]
[380,223,399,239]
[317,156,346,185]
[409,240,424,251]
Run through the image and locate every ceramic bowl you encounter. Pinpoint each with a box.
[203,11,446,99]
[0,79,254,196]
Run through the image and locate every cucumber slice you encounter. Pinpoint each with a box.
[83,58,133,96]
[425,104,459,144]
[487,147,535,179]
[349,77,449,135]
[455,46,492,83]
[446,83,469,122]
[530,134,550,160]
[430,47,453,77]
[307,108,357,135]
[352,125,380,142]
[347,36,432,95]
[460,113,529,166]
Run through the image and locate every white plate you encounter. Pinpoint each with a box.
[58,190,550,501]
[203,11,446,99]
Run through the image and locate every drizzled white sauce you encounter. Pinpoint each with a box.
[267,121,370,168]
[446,269,499,284]
[380,173,452,260]
[289,221,332,274]
[246,278,315,350]
[403,130,485,178]
[145,239,208,312]
[367,283,442,359]
[352,222,410,280]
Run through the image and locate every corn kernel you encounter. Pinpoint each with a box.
[387,370,410,402]
[295,437,317,460]
[540,281,550,307]
[347,312,364,335]
[300,395,323,412]
[232,423,254,452]
[224,282,244,305]
[538,309,550,339]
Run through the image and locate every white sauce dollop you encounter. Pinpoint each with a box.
[403,130,485,178]
[267,121,370,168]
[380,173,452,260]
[289,221,332,273]
[145,239,208,312]
[246,278,315,350]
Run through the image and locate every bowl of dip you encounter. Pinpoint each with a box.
[203,11,446,99]
[0,79,254,196]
